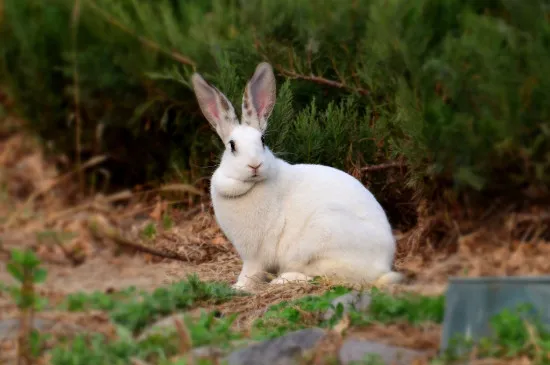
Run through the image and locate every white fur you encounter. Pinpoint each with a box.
[191,63,403,292]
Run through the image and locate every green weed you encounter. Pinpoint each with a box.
[253,286,445,340]
[141,222,157,240]
[437,304,550,364]
[349,288,445,326]
[252,286,351,339]
[50,311,240,365]
[4,248,49,363]
[162,212,174,230]
[62,274,242,333]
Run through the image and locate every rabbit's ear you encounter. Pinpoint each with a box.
[242,62,276,133]
[191,73,238,142]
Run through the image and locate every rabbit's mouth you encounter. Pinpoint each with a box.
[246,174,265,182]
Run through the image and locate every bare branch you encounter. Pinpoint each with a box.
[361,161,405,172]
[275,66,369,95]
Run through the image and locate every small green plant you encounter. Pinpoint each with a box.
[438,304,550,364]
[49,311,239,365]
[5,248,49,365]
[141,222,157,240]
[162,212,174,230]
[50,331,177,365]
[253,286,445,340]
[62,286,138,312]
[252,286,351,339]
[349,288,445,326]
[62,274,242,333]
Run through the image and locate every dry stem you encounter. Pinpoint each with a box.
[88,215,195,262]
[3,155,107,229]
[361,161,405,172]
[71,0,83,193]
[276,66,369,95]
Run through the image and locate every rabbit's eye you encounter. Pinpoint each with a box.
[261,135,265,147]
[229,140,236,153]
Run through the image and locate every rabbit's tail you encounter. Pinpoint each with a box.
[373,271,405,286]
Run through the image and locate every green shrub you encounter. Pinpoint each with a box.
[61,274,242,333]
[1,0,549,201]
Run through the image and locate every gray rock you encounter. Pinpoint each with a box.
[191,340,259,359]
[339,339,427,365]
[137,313,186,341]
[323,291,372,320]
[191,345,227,358]
[225,328,326,365]
[0,318,55,340]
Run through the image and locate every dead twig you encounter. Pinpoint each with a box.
[158,183,205,196]
[130,358,153,365]
[361,161,405,172]
[276,66,369,95]
[88,215,193,262]
[71,0,84,193]
[174,317,193,355]
[3,155,108,229]
[86,0,195,68]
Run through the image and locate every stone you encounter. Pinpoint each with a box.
[137,313,186,341]
[225,328,326,365]
[191,340,259,359]
[0,318,55,340]
[323,291,372,320]
[338,339,427,365]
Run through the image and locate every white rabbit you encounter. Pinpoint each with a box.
[191,62,403,291]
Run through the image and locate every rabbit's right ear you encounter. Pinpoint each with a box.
[241,62,276,133]
[191,73,238,142]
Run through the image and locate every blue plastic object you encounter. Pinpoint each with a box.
[440,276,550,355]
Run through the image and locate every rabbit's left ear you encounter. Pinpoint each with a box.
[191,72,238,142]
[241,62,276,133]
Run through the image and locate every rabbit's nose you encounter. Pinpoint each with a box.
[248,163,262,170]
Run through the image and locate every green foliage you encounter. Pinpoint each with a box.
[2,0,548,200]
[5,248,48,310]
[350,288,445,326]
[140,222,157,240]
[162,212,174,230]
[62,286,138,312]
[438,304,550,364]
[50,311,239,365]
[253,286,351,339]
[252,286,445,340]
[62,274,242,333]
[50,331,177,365]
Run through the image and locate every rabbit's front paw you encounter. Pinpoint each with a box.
[270,272,313,285]
[231,281,251,292]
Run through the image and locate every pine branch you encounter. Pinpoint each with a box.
[86,0,196,68]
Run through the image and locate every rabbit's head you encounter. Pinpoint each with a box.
[191,62,277,183]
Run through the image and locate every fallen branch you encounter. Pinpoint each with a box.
[276,66,369,95]
[361,161,405,172]
[3,155,108,229]
[86,0,195,68]
[88,215,191,262]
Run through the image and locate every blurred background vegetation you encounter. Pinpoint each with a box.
[1,0,549,226]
